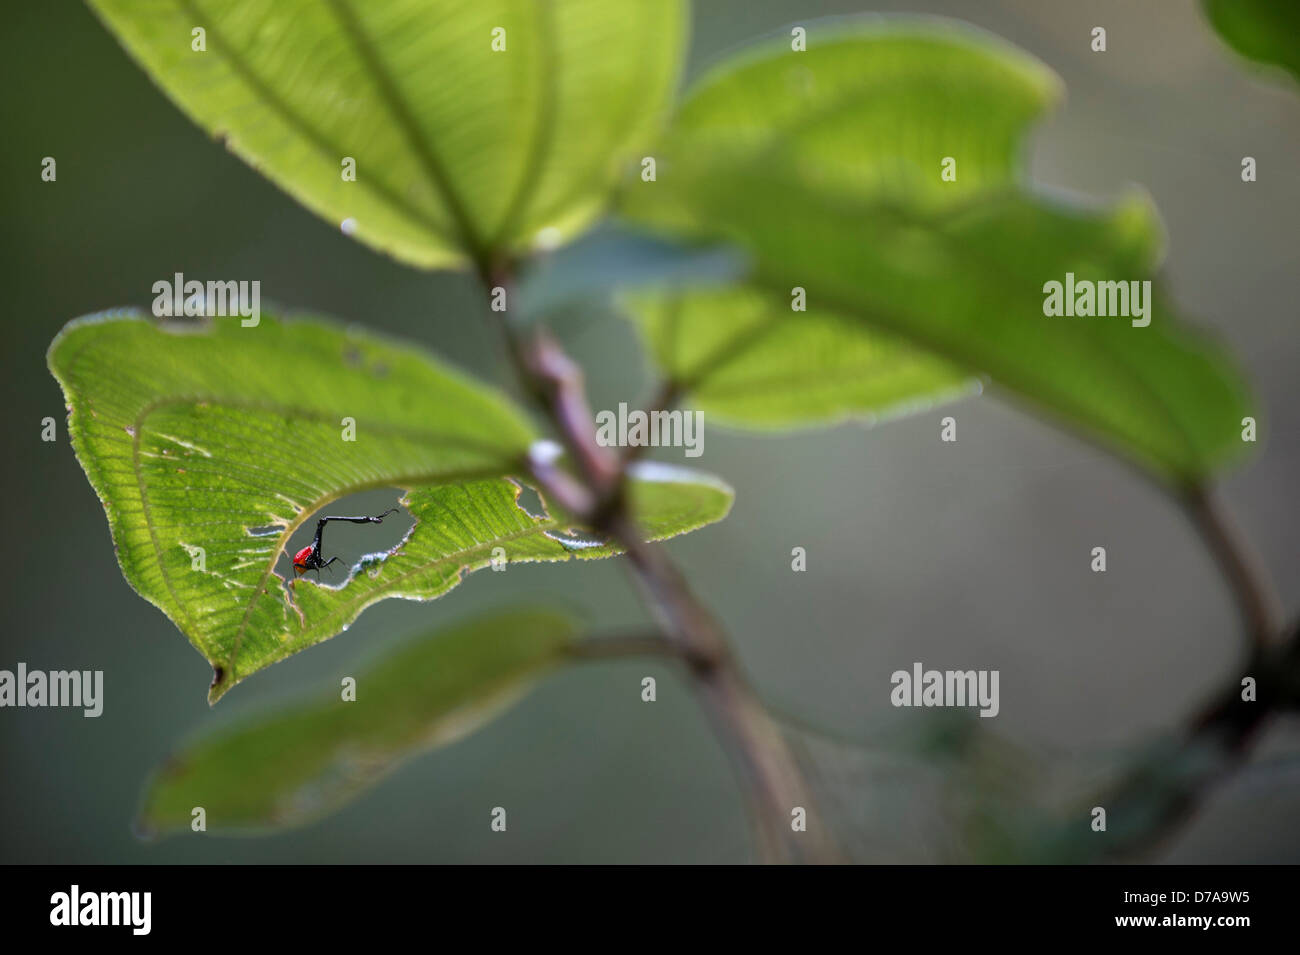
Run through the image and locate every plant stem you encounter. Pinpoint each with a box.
[477,259,835,863]
[621,379,682,467]
[1182,485,1283,653]
[611,519,835,862]
[1099,619,1300,861]
[1057,484,1291,862]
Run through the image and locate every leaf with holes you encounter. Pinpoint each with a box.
[138,607,578,835]
[88,0,686,268]
[622,19,1255,484]
[48,312,733,701]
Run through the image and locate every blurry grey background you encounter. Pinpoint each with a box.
[1,0,1295,862]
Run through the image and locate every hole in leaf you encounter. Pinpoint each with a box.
[511,480,549,521]
[543,529,606,551]
[277,488,412,591]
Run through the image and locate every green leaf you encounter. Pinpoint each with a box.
[1204,0,1300,86]
[623,19,1254,483]
[626,285,974,430]
[49,313,733,701]
[88,0,687,269]
[644,18,1061,212]
[137,607,578,836]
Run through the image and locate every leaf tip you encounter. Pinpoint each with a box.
[207,664,229,705]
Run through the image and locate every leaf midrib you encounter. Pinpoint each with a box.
[748,265,1199,481]
[322,0,488,263]
[490,0,560,249]
[176,0,460,257]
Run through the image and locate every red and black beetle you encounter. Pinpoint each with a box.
[292,508,399,580]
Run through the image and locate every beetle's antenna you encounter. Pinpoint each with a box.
[317,508,399,525]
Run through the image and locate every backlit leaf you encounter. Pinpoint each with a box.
[89,0,687,268]
[623,19,1254,482]
[49,312,733,701]
[138,607,579,834]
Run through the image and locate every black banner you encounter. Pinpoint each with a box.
[7,864,1285,940]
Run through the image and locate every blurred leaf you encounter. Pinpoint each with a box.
[627,285,974,430]
[518,222,746,323]
[1204,0,1300,85]
[620,18,1046,428]
[138,607,578,835]
[88,0,687,268]
[642,18,1061,212]
[49,313,733,701]
[624,19,1254,482]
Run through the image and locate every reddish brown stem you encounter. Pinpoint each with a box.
[478,259,835,863]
